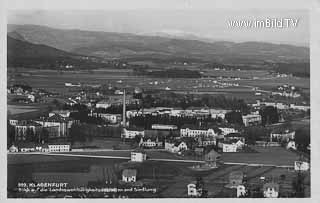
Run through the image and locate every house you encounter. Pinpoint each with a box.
[237,185,246,197]
[139,137,163,148]
[210,109,230,119]
[225,171,244,188]
[90,112,121,124]
[180,126,217,138]
[263,182,279,198]
[95,100,112,109]
[219,127,238,135]
[49,110,72,118]
[8,144,18,152]
[165,140,188,153]
[196,135,216,147]
[224,133,245,142]
[131,151,147,162]
[242,114,262,127]
[121,128,145,139]
[18,143,36,152]
[234,140,245,149]
[122,169,137,183]
[187,181,201,197]
[221,142,238,152]
[294,161,310,171]
[27,94,36,102]
[151,124,178,130]
[270,130,295,142]
[9,119,19,126]
[286,140,296,150]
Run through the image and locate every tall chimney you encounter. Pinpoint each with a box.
[122,89,126,127]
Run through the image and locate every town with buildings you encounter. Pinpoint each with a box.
[6,9,310,199]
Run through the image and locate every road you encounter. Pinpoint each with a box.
[8,152,294,168]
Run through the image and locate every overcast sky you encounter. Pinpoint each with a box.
[7,9,309,46]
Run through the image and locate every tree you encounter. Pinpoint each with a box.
[7,122,15,148]
[294,128,310,152]
[40,128,49,143]
[259,106,279,125]
[225,111,243,125]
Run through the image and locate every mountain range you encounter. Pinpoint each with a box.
[8,24,309,65]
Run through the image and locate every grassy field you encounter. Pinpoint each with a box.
[221,146,300,166]
[8,151,310,197]
[7,104,40,115]
[8,68,309,99]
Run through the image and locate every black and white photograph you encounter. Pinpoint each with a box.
[2,0,318,200]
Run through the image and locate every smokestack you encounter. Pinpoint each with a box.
[122,89,126,127]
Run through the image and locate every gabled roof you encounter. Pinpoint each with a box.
[263,182,279,191]
[122,169,137,177]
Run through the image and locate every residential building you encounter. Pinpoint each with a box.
[237,185,246,197]
[263,182,279,198]
[165,140,188,153]
[95,100,112,109]
[219,127,238,135]
[289,104,310,111]
[151,124,178,130]
[270,130,295,142]
[8,144,18,152]
[180,126,217,138]
[121,128,145,139]
[139,137,163,148]
[286,141,296,150]
[131,151,147,162]
[242,114,262,127]
[49,110,72,118]
[187,182,201,197]
[226,171,244,188]
[122,169,137,183]
[294,161,310,171]
[218,142,238,152]
[48,143,71,152]
[90,112,121,124]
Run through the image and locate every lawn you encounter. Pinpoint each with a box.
[221,146,300,166]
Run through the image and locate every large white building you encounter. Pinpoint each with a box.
[180,127,217,138]
[48,144,70,152]
[165,141,188,153]
[121,128,145,139]
[131,151,147,162]
[122,169,137,183]
[263,182,279,198]
[151,124,178,130]
[242,114,262,127]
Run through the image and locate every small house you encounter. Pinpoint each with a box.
[122,169,137,183]
[263,182,279,198]
[237,185,246,197]
[286,140,296,150]
[294,161,310,171]
[222,143,238,152]
[131,151,147,162]
[187,181,200,197]
[226,171,244,188]
[9,144,18,152]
